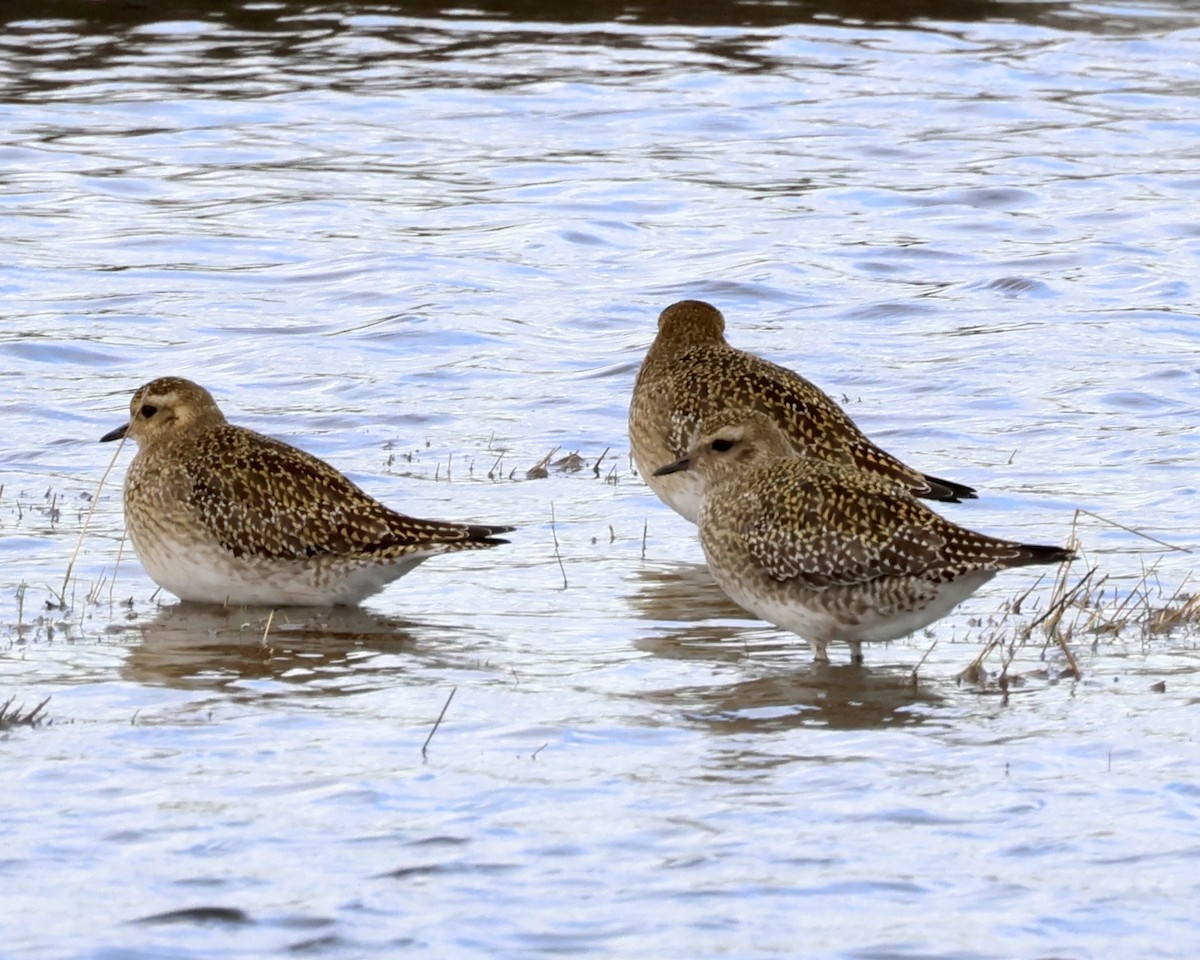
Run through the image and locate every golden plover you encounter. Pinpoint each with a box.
[101,377,514,607]
[629,299,976,523]
[654,413,1072,664]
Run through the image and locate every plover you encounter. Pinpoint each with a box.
[654,412,1072,664]
[629,299,976,523]
[101,377,514,607]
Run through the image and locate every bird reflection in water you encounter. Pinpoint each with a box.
[627,563,944,731]
[650,666,945,733]
[626,561,750,626]
[117,603,470,694]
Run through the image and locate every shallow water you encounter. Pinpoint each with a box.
[3,0,1200,956]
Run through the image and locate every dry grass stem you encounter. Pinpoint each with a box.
[0,695,50,729]
[60,437,125,608]
[421,686,457,761]
[550,502,568,589]
[552,451,585,472]
[108,531,128,606]
[1029,565,1098,637]
[525,446,558,480]
[910,638,938,686]
[1054,630,1081,680]
[1074,508,1191,553]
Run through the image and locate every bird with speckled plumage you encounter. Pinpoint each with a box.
[101,377,514,607]
[629,299,976,523]
[654,412,1073,664]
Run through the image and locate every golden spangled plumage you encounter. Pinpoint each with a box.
[629,299,976,523]
[101,377,514,606]
[654,413,1073,664]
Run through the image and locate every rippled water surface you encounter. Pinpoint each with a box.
[3,1,1200,956]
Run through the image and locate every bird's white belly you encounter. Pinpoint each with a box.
[131,529,430,607]
[709,562,997,646]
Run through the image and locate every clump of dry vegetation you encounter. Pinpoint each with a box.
[522,446,618,484]
[950,509,1200,693]
[0,695,50,730]
[382,437,623,485]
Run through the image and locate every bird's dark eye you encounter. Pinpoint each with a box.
[711,438,735,452]
[140,404,158,419]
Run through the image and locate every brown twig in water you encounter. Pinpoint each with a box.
[552,451,585,472]
[85,574,108,606]
[260,609,276,648]
[421,687,457,761]
[593,447,610,479]
[1006,574,1045,617]
[1029,565,1098,637]
[1149,576,1200,633]
[1101,557,1161,636]
[525,446,558,480]
[1055,629,1081,680]
[550,502,567,589]
[910,638,938,686]
[960,634,1003,686]
[0,695,50,729]
[641,520,648,561]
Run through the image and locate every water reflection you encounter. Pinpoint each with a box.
[1,0,1184,105]
[649,662,942,732]
[119,602,463,693]
[6,0,1133,32]
[628,563,942,729]
[626,561,748,625]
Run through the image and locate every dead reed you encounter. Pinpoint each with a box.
[959,508,1199,688]
[0,695,50,730]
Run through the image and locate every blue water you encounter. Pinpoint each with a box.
[2,1,1200,957]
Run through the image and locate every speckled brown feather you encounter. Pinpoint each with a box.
[734,458,1064,588]
[105,377,513,605]
[174,425,512,561]
[629,300,975,518]
[657,413,1071,662]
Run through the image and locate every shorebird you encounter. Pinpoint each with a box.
[629,299,976,523]
[101,377,514,606]
[654,413,1072,664]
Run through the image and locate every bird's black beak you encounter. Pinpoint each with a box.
[100,423,129,443]
[653,455,691,477]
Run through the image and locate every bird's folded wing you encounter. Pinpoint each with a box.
[745,473,949,587]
